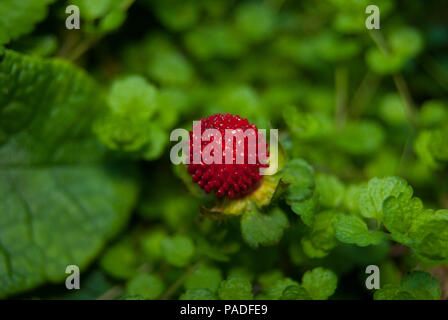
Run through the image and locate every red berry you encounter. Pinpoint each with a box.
[188,113,268,199]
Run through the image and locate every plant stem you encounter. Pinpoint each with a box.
[349,71,381,118]
[368,29,417,129]
[97,285,124,300]
[393,73,417,128]
[159,262,201,300]
[66,35,99,62]
[335,65,348,126]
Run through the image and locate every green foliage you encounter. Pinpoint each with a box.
[0,0,55,47]
[265,278,299,300]
[125,274,165,300]
[301,267,338,300]
[333,214,387,246]
[375,271,441,300]
[241,207,288,248]
[184,264,222,291]
[0,50,139,298]
[180,288,218,300]
[283,159,318,227]
[161,235,195,267]
[100,241,139,279]
[358,177,413,221]
[1,0,447,302]
[94,75,168,160]
[69,0,132,34]
[218,277,253,300]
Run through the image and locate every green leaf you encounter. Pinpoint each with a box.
[258,270,284,291]
[71,0,112,20]
[125,274,165,300]
[94,75,167,159]
[283,108,333,140]
[429,126,448,162]
[234,2,275,43]
[401,271,441,300]
[301,267,338,300]
[374,271,441,300]
[280,285,311,300]
[184,264,222,292]
[265,278,299,300]
[383,192,448,260]
[218,277,253,300]
[0,0,55,46]
[414,130,441,169]
[100,240,139,279]
[108,75,157,119]
[379,93,407,126]
[283,159,317,226]
[383,194,426,245]
[343,183,364,214]
[358,177,413,220]
[315,173,345,208]
[228,267,255,283]
[334,121,384,155]
[301,210,339,258]
[334,214,388,247]
[389,27,424,58]
[413,210,448,261]
[0,50,139,298]
[161,235,195,267]
[180,288,218,300]
[140,229,168,261]
[418,100,448,128]
[374,284,415,300]
[366,48,406,75]
[241,206,288,248]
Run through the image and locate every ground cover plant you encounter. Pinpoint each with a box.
[0,0,448,300]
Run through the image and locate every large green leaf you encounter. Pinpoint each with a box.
[0,0,56,47]
[0,50,139,298]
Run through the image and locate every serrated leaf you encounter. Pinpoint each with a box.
[218,277,253,300]
[401,271,441,300]
[374,271,441,300]
[161,235,195,267]
[100,240,139,279]
[301,210,339,258]
[0,50,139,298]
[315,173,345,208]
[283,159,317,226]
[383,194,427,245]
[125,274,165,300]
[184,264,222,291]
[383,193,448,260]
[334,121,384,155]
[265,278,299,300]
[280,285,311,300]
[358,177,413,221]
[334,214,388,247]
[374,284,415,300]
[0,0,55,46]
[301,267,338,300]
[241,206,288,248]
[413,210,448,261]
[180,288,218,300]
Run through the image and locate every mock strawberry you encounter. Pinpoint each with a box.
[187,114,268,199]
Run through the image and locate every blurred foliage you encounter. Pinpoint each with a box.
[1,0,448,300]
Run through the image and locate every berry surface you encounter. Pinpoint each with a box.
[187,114,268,198]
